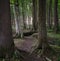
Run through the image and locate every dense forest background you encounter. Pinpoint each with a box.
[0,0,60,61]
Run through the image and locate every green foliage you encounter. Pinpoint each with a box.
[58,56,60,61]
[10,0,14,4]
[10,0,32,16]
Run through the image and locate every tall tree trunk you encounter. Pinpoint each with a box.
[14,0,23,38]
[47,0,52,29]
[0,0,14,58]
[54,0,59,33]
[22,1,26,29]
[14,0,20,35]
[32,0,38,31]
[13,5,20,35]
[38,0,49,55]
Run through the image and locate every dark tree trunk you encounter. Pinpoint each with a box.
[37,0,50,55]
[54,0,59,33]
[32,0,38,31]
[0,0,14,58]
[47,0,52,29]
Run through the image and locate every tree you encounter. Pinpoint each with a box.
[0,0,14,59]
[32,0,38,31]
[37,0,51,55]
[21,0,27,29]
[13,0,24,38]
[47,0,52,29]
[14,0,21,35]
[54,0,59,33]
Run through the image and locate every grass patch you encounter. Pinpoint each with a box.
[47,32,60,39]
[48,32,60,46]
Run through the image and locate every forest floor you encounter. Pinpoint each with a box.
[14,32,60,61]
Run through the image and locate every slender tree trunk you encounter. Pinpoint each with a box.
[22,1,26,29]
[0,0,14,58]
[54,0,59,33]
[13,5,20,35]
[14,0,23,38]
[32,0,38,31]
[47,0,52,29]
[14,0,21,35]
[28,16,32,29]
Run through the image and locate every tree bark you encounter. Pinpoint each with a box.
[14,0,24,38]
[0,0,14,58]
[37,0,50,55]
[13,5,20,35]
[47,0,52,29]
[22,1,26,29]
[54,0,59,33]
[32,0,38,31]
[14,0,21,35]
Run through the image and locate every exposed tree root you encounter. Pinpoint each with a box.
[31,42,57,61]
